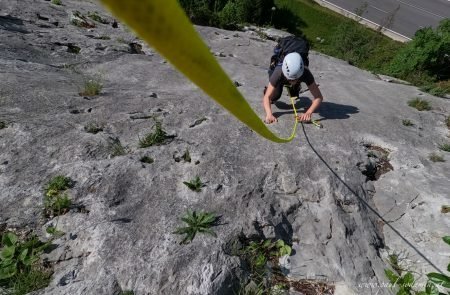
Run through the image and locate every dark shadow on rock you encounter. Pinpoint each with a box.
[0,15,29,33]
[300,123,445,274]
[273,97,359,120]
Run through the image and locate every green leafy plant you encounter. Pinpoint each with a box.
[44,176,73,217]
[119,291,134,295]
[425,236,450,290]
[408,98,431,111]
[139,121,172,148]
[241,239,292,277]
[429,153,445,162]
[402,119,414,126]
[46,226,64,238]
[140,156,154,164]
[0,121,6,129]
[173,210,218,244]
[442,205,450,214]
[439,143,450,152]
[51,0,61,5]
[0,232,51,294]
[183,176,205,192]
[79,76,103,96]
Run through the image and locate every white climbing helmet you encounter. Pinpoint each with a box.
[282,52,304,80]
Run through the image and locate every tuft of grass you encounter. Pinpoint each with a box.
[139,121,171,148]
[182,149,191,163]
[183,176,205,192]
[87,12,109,24]
[173,210,218,244]
[0,232,52,294]
[84,122,104,134]
[407,98,431,111]
[79,77,103,97]
[442,205,450,214]
[116,37,127,44]
[44,176,73,217]
[140,156,154,164]
[51,0,61,5]
[119,291,134,295]
[429,153,445,162]
[110,140,128,158]
[439,143,450,152]
[446,116,450,129]
[402,119,414,126]
[0,121,6,129]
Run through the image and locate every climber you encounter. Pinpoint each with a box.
[263,39,323,124]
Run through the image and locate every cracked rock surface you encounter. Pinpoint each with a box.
[1,0,449,294]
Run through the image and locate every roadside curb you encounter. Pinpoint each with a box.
[312,0,412,43]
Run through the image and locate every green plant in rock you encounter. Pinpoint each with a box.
[402,119,414,127]
[44,176,73,217]
[110,141,128,157]
[140,156,154,164]
[446,116,450,129]
[425,236,450,291]
[442,205,450,214]
[84,122,104,134]
[173,210,218,244]
[182,149,191,163]
[0,121,6,129]
[46,226,64,238]
[119,291,134,295]
[0,232,52,294]
[79,76,103,96]
[408,98,431,111]
[87,11,109,24]
[429,153,445,162]
[139,121,170,148]
[439,143,450,152]
[51,0,61,5]
[183,176,205,192]
[240,239,292,278]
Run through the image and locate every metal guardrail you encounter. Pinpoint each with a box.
[313,0,412,43]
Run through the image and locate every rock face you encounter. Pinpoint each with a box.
[1,1,449,295]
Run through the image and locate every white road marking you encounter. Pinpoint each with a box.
[397,0,446,19]
[370,5,388,14]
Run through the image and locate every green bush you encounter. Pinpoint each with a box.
[389,19,450,83]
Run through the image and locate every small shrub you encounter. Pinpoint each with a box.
[442,205,450,213]
[139,121,171,148]
[0,121,6,129]
[402,119,414,126]
[439,143,450,152]
[84,122,104,134]
[173,210,218,244]
[44,176,73,217]
[51,0,61,5]
[140,156,154,164]
[407,98,431,111]
[447,116,450,129]
[429,153,445,162]
[119,292,134,295]
[183,176,205,192]
[0,232,52,294]
[79,77,103,96]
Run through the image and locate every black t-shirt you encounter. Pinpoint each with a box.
[269,65,315,88]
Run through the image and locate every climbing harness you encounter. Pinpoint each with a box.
[99,0,305,143]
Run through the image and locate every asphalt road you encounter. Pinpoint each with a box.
[322,0,450,39]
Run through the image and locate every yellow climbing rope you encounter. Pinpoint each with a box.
[99,0,308,143]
